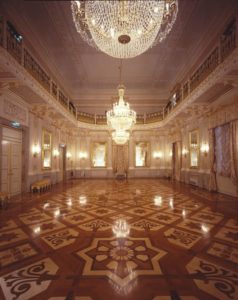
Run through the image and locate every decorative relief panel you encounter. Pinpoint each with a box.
[0,97,28,126]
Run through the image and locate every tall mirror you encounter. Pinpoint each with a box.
[42,130,52,169]
[91,142,107,167]
[135,142,150,167]
[189,130,199,168]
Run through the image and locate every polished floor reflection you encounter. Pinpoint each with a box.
[0,179,238,300]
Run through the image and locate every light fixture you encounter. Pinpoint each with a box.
[201,143,209,156]
[107,61,136,145]
[71,0,178,59]
[79,152,87,159]
[66,152,72,160]
[53,149,60,158]
[153,151,162,159]
[182,147,189,158]
[112,130,130,145]
[32,143,41,157]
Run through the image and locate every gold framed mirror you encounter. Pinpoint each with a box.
[42,129,52,169]
[189,130,199,168]
[91,142,107,168]
[135,142,150,167]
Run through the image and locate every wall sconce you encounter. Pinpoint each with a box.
[182,148,189,158]
[79,152,88,159]
[169,150,172,157]
[53,149,60,158]
[32,143,41,157]
[66,152,72,160]
[201,143,209,156]
[153,151,162,159]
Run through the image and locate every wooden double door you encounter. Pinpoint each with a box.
[1,127,22,196]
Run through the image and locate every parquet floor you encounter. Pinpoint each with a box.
[0,179,238,300]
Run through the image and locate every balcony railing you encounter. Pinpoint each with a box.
[0,18,76,118]
[164,17,237,117]
[24,49,50,92]
[77,111,163,125]
[0,15,237,125]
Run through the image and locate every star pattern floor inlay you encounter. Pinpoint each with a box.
[0,178,237,300]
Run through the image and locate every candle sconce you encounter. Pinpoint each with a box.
[53,149,60,158]
[32,143,41,158]
[201,143,209,156]
[182,148,189,158]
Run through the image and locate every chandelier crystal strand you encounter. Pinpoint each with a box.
[112,130,130,145]
[71,0,178,59]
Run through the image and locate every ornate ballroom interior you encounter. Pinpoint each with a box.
[0,1,238,299]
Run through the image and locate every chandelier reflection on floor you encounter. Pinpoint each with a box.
[107,61,136,145]
[112,219,130,238]
[71,0,178,59]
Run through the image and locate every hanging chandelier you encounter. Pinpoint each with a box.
[107,84,136,145]
[71,0,178,59]
[112,130,130,145]
[107,59,136,146]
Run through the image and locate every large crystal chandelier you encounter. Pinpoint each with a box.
[71,0,178,59]
[107,83,136,145]
[107,60,136,145]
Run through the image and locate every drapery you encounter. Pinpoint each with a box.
[230,120,238,190]
[112,144,129,175]
[208,128,217,191]
[215,123,231,177]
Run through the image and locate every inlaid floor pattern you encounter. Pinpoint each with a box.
[0,179,238,300]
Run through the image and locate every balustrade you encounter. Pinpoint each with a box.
[190,47,219,92]
[69,102,76,116]
[51,81,57,99]
[96,115,107,125]
[0,15,237,125]
[220,19,236,62]
[77,112,95,124]
[6,21,22,64]
[183,81,189,99]
[24,49,50,91]
[145,112,163,123]
[58,90,68,108]
[136,115,144,124]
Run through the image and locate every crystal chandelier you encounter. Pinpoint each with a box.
[71,0,178,59]
[107,61,136,145]
[112,130,130,145]
[107,84,136,145]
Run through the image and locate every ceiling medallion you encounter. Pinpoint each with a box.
[71,0,178,59]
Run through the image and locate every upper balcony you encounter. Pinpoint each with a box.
[0,15,237,130]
